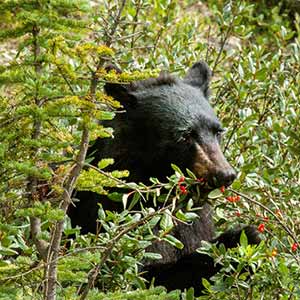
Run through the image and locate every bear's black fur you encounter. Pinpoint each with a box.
[68,61,260,294]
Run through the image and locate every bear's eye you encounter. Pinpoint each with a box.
[214,128,225,139]
[178,130,196,144]
[179,132,191,143]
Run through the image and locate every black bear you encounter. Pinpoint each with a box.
[68,61,259,294]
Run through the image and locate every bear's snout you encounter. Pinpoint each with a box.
[193,142,237,188]
[209,167,237,188]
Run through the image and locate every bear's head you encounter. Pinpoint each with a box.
[104,62,236,188]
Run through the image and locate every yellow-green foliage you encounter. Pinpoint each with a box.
[98,68,160,83]
[76,159,129,194]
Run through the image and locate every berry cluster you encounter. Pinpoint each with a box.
[178,176,188,195]
[226,195,241,202]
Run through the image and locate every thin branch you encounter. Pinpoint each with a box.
[151,0,175,55]
[205,25,211,63]
[212,1,241,74]
[130,0,142,49]
[229,188,300,249]
[114,30,143,42]
[45,125,90,300]
[264,228,300,266]
[105,0,127,47]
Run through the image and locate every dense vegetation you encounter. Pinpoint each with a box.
[0,1,299,299]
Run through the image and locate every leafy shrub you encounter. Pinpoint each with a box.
[0,1,299,300]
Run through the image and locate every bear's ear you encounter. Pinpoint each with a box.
[104,65,137,107]
[183,61,212,97]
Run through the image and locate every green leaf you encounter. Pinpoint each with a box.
[176,209,198,222]
[171,164,184,176]
[149,177,160,184]
[160,210,173,231]
[98,158,114,169]
[202,278,211,290]
[186,287,194,300]
[208,188,223,199]
[126,182,139,189]
[175,209,187,221]
[97,205,106,220]
[186,198,194,210]
[143,252,162,260]
[108,192,122,202]
[256,67,267,80]
[238,64,244,78]
[147,215,161,228]
[163,234,184,250]
[128,192,141,210]
[97,111,115,120]
[186,168,197,179]
[219,243,227,255]
[240,230,248,248]
[0,246,18,256]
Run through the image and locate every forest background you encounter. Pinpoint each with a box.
[0,0,300,299]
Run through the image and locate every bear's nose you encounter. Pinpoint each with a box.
[208,168,237,188]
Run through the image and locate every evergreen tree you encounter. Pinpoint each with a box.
[0,1,159,299]
[0,1,123,299]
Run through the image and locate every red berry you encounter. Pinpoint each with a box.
[258,223,265,233]
[292,243,298,252]
[178,176,185,184]
[235,211,241,217]
[226,195,240,203]
[271,248,278,257]
[179,185,188,194]
[220,186,225,193]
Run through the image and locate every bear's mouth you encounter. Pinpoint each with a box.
[188,178,227,205]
